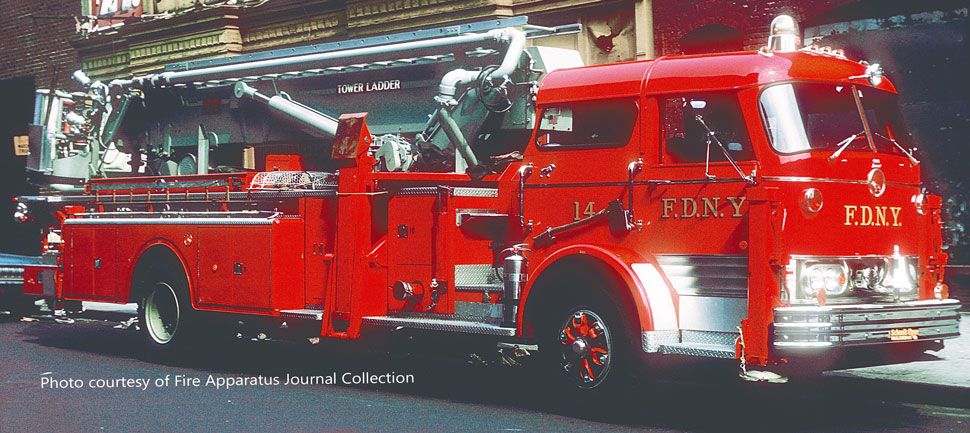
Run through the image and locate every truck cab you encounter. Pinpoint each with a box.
[516,19,959,387]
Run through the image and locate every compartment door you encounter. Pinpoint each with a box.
[198,227,233,307]
[231,228,271,310]
[67,226,118,299]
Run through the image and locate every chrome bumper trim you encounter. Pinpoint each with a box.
[773,299,961,349]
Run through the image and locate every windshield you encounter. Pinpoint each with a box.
[760,83,910,155]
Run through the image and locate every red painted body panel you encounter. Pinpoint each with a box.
[303,198,337,308]
[538,51,896,106]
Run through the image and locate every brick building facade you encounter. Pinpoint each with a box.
[0,1,83,89]
[0,0,967,258]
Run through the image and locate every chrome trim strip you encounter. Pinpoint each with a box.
[90,179,230,191]
[789,254,918,261]
[763,176,917,187]
[524,178,752,189]
[774,322,835,328]
[774,341,833,348]
[362,315,516,336]
[777,299,959,313]
[64,218,276,226]
[18,189,336,205]
[75,211,278,219]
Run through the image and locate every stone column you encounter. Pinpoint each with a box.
[635,0,655,60]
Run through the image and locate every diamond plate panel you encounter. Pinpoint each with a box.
[455,301,503,322]
[658,343,736,359]
[452,187,498,198]
[681,330,738,346]
[455,264,502,292]
[642,330,679,353]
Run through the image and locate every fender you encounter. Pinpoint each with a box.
[518,243,680,337]
[128,238,195,307]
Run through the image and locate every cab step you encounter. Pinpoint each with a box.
[279,309,325,321]
[362,315,516,336]
[657,342,736,359]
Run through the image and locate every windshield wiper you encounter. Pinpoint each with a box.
[828,130,865,161]
[872,132,919,165]
[694,114,755,184]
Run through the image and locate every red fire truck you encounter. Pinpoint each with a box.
[7,15,961,390]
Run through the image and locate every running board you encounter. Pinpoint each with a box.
[279,309,325,321]
[658,343,736,359]
[363,315,516,336]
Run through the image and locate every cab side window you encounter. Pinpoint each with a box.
[662,93,753,163]
[536,99,637,149]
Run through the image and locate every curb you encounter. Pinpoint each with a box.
[824,373,970,409]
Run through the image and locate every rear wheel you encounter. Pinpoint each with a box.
[143,282,182,345]
[138,275,195,357]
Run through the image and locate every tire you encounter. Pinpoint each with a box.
[537,293,637,397]
[138,277,195,357]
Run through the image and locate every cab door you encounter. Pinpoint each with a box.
[522,98,641,246]
[647,91,757,335]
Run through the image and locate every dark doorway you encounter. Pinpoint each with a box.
[680,24,743,55]
[0,77,41,255]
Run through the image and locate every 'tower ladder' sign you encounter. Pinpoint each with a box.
[337,80,403,95]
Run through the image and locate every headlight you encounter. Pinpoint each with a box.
[789,252,919,305]
[800,262,849,297]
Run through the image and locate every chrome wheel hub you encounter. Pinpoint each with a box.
[557,309,612,388]
[572,338,588,356]
[145,282,180,345]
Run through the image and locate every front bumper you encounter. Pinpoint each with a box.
[773,299,961,349]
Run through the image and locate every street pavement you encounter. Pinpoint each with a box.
[77,302,970,400]
[2,302,968,432]
[827,312,970,398]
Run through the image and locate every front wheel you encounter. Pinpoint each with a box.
[538,296,636,396]
[556,308,615,388]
